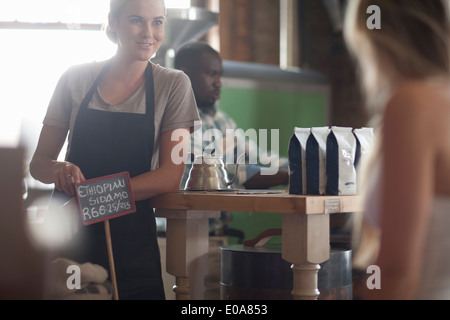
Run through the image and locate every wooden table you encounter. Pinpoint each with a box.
[150,190,362,300]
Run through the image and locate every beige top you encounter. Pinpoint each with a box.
[43,61,200,170]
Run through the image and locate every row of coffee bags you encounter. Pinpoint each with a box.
[288,126,375,196]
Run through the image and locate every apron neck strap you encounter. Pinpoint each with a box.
[145,62,155,116]
[80,60,154,116]
[80,60,112,110]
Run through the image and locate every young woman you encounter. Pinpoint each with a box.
[344,0,450,299]
[30,0,199,300]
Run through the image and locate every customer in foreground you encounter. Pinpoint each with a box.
[344,0,450,299]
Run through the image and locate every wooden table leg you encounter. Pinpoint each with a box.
[282,214,330,300]
[155,209,220,300]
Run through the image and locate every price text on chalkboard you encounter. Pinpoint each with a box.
[75,172,136,226]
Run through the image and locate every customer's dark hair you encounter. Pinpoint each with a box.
[174,41,220,70]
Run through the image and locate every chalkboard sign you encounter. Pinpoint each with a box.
[75,172,136,226]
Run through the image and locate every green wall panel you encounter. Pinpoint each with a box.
[217,86,328,245]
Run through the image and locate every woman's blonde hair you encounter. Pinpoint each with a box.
[344,0,450,270]
[344,0,450,113]
[106,0,166,44]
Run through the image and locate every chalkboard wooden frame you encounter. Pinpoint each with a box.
[75,172,136,226]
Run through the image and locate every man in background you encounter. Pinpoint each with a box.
[174,41,289,193]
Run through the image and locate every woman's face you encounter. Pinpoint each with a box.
[110,0,165,62]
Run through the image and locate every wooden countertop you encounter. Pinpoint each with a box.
[149,190,362,215]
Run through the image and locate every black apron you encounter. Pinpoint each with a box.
[52,60,165,300]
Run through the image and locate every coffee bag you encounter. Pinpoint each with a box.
[288,128,311,195]
[306,127,330,195]
[326,127,357,196]
[354,127,375,169]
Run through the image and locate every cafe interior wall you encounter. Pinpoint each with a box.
[197,0,367,245]
[214,0,367,129]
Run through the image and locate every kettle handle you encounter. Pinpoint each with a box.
[227,153,247,186]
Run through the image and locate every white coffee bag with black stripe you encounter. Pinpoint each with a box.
[306,127,330,195]
[326,127,357,196]
[289,127,311,195]
[354,127,375,170]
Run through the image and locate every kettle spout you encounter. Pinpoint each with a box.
[227,153,247,187]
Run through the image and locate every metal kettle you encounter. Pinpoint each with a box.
[185,153,246,191]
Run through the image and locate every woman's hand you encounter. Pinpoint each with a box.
[54,162,86,196]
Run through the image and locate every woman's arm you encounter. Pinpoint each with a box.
[30,125,85,196]
[130,128,190,201]
[369,84,437,299]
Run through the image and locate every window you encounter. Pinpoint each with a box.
[0,0,108,24]
[0,0,191,161]
[166,0,191,9]
[0,0,191,23]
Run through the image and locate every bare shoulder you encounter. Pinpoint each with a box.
[384,80,450,134]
